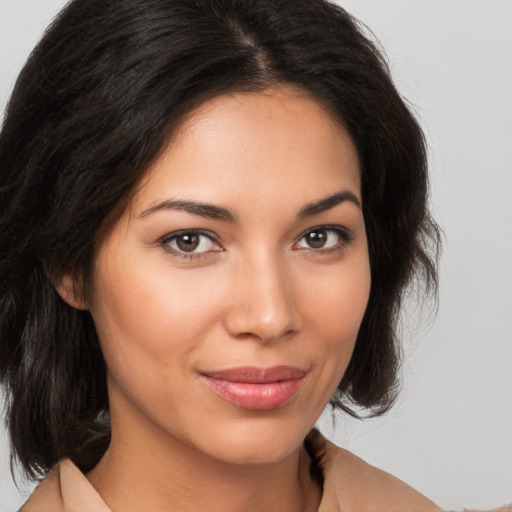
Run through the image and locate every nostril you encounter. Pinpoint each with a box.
[223,292,300,343]
[223,258,301,342]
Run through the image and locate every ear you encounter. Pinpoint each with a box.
[54,273,89,310]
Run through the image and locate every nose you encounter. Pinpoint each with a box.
[223,252,301,343]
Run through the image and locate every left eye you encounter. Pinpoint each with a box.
[295,228,346,250]
[163,232,219,254]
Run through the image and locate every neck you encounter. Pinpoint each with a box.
[86,408,321,512]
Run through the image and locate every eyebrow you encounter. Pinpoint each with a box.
[140,199,237,222]
[298,190,361,218]
[139,189,360,222]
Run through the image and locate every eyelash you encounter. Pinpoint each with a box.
[159,229,221,260]
[294,225,354,256]
[159,225,354,260]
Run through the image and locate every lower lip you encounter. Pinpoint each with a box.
[201,376,304,410]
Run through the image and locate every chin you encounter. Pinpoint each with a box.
[185,416,312,466]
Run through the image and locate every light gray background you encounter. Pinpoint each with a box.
[1,1,511,510]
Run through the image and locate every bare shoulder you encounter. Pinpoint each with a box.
[309,431,442,512]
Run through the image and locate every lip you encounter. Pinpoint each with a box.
[200,365,307,410]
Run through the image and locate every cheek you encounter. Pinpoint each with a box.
[287,252,370,428]
[88,252,227,378]
[300,252,371,379]
[87,257,210,422]
[304,257,370,339]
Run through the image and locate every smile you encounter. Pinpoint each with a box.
[200,366,307,410]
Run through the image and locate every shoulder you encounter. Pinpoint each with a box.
[20,464,64,512]
[20,459,110,512]
[307,429,442,512]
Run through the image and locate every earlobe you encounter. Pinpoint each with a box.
[54,274,89,310]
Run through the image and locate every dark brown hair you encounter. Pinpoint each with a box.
[0,0,440,479]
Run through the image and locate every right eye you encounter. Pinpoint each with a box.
[160,230,222,258]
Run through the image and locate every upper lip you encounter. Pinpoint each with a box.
[201,365,307,383]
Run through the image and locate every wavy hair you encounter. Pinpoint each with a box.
[0,0,440,479]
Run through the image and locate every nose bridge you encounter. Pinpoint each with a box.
[224,248,300,342]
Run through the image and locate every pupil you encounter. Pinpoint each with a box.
[307,230,326,248]
[177,234,199,252]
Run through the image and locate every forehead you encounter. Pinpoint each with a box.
[134,85,360,214]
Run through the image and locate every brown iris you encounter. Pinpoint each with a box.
[305,230,328,248]
[176,234,200,252]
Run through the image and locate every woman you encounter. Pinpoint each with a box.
[0,0,442,510]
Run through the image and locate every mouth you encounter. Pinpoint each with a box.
[200,366,307,411]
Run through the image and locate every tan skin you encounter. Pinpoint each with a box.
[59,85,371,512]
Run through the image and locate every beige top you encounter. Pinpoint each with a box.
[21,429,443,512]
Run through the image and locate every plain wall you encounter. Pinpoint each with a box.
[1,1,511,510]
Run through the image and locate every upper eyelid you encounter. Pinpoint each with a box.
[294,226,354,251]
[159,230,223,256]
[159,225,351,240]
[298,225,352,238]
[160,229,220,243]
[159,230,223,260]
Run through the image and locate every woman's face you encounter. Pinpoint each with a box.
[86,86,370,465]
